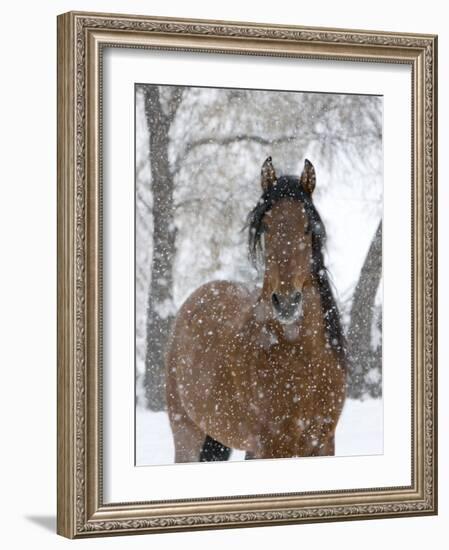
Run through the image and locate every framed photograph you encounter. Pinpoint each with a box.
[57,11,437,538]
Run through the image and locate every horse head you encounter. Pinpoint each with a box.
[249,157,322,326]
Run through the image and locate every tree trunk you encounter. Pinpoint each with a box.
[346,220,383,399]
[143,86,182,410]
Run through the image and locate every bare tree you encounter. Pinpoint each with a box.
[346,221,383,398]
[143,85,183,410]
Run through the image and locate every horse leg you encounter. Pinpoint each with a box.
[297,425,336,457]
[166,370,206,463]
[167,396,232,462]
[170,410,208,463]
[306,434,335,457]
[200,436,232,461]
[321,434,335,456]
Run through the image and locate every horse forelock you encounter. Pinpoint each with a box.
[247,175,346,361]
[247,175,325,265]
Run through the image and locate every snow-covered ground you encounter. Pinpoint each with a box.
[136,398,383,466]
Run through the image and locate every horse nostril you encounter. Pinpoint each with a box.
[293,291,302,304]
[271,292,280,309]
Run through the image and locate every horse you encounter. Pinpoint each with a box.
[165,157,346,462]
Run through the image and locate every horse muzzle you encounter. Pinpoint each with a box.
[271,291,303,325]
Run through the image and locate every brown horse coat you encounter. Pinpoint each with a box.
[166,158,346,462]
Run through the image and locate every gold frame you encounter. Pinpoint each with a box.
[57,11,438,538]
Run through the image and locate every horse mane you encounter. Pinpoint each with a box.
[247,175,346,361]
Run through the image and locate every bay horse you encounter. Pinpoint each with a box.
[165,157,346,462]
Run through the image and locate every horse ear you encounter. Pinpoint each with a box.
[300,159,316,195]
[261,156,277,191]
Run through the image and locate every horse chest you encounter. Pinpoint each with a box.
[244,340,341,415]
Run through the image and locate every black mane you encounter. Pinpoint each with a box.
[247,175,346,360]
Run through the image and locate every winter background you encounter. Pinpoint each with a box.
[135,84,383,466]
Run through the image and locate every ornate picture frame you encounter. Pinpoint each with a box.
[57,11,437,538]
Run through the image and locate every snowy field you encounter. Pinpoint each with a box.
[136,398,383,466]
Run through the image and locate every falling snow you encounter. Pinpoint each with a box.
[135,84,384,465]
